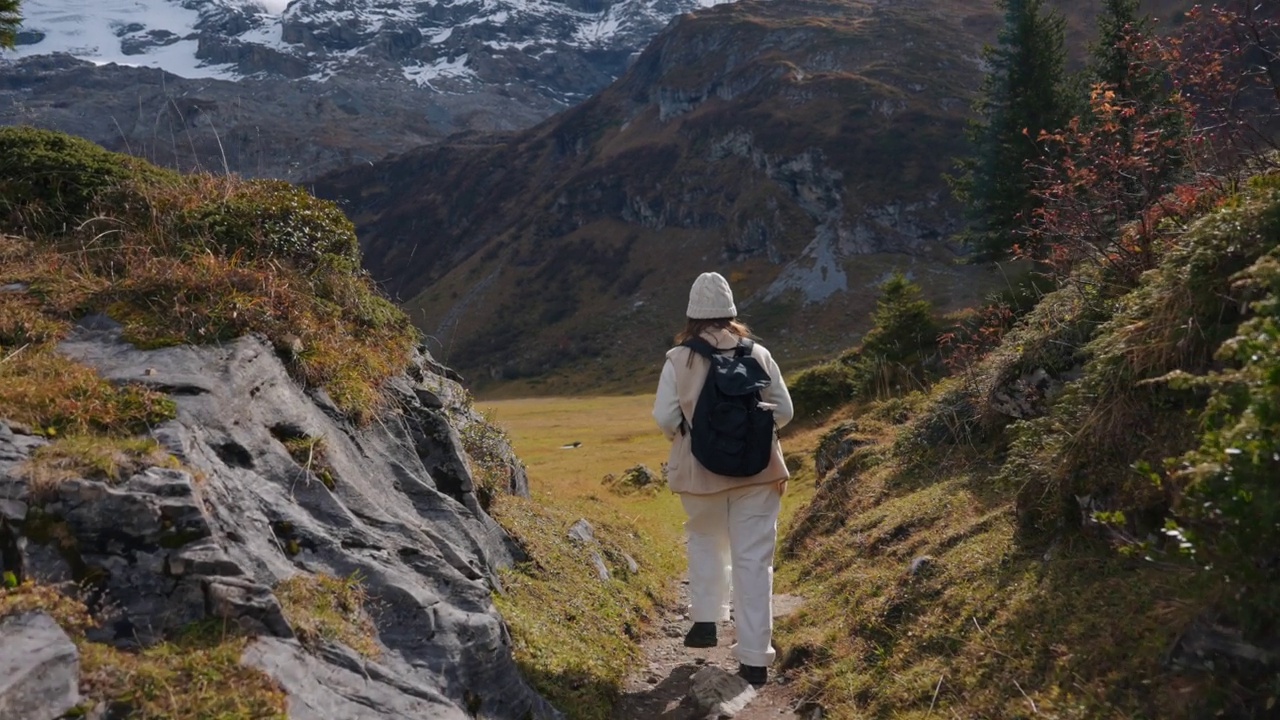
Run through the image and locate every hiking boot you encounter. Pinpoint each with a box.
[682,622,717,648]
[738,664,767,687]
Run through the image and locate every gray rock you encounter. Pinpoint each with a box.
[908,556,937,577]
[814,421,864,480]
[36,324,560,719]
[1169,620,1277,670]
[797,702,826,720]
[588,551,611,582]
[0,498,25,523]
[989,368,1062,421]
[206,576,294,639]
[244,638,471,720]
[687,665,757,718]
[0,612,80,720]
[47,469,215,644]
[567,519,610,580]
[568,519,596,545]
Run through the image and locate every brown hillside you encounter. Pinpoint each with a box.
[314,0,1193,391]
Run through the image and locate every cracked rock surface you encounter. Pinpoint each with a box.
[0,319,559,719]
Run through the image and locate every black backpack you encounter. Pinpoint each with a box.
[680,337,776,477]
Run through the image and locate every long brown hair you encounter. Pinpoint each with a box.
[675,317,753,345]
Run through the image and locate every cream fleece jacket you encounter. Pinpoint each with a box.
[652,328,794,494]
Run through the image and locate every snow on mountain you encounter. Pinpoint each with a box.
[0,0,736,181]
[8,0,736,91]
[9,0,239,79]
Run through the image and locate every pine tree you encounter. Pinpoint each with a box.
[950,0,1071,261]
[1090,0,1165,106]
[860,272,937,363]
[0,0,20,50]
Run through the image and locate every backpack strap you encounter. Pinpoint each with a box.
[680,337,719,359]
[682,337,754,358]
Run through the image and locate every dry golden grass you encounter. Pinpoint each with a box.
[0,348,177,437]
[275,572,380,659]
[480,395,673,499]
[23,434,181,500]
[0,128,418,426]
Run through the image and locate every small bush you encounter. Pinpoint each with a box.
[852,272,938,365]
[1165,246,1280,640]
[176,179,360,271]
[789,361,857,421]
[793,273,941,422]
[0,127,176,234]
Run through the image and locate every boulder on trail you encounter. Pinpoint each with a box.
[687,665,757,718]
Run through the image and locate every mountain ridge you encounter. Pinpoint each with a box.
[1,0,731,177]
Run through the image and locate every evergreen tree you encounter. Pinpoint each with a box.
[860,272,937,363]
[1,0,20,50]
[950,0,1071,261]
[1090,0,1171,109]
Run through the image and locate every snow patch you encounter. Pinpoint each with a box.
[10,0,238,79]
[403,54,475,88]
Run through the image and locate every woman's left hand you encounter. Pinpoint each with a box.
[776,479,788,496]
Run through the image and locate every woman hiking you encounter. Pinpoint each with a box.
[652,271,794,688]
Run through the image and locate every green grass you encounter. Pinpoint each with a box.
[1,582,287,719]
[480,393,816,719]
[773,185,1280,718]
[777,417,1215,719]
[479,395,684,719]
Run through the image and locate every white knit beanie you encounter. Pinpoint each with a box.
[686,272,737,319]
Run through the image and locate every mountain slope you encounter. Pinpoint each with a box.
[313,0,1124,388]
[316,0,1198,390]
[1,0,730,177]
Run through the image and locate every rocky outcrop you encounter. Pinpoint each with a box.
[0,612,81,720]
[0,318,559,718]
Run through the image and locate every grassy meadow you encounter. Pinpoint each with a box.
[478,393,820,718]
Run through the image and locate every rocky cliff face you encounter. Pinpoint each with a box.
[0,0,730,178]
[313,0,1197,389]
[313,0,997,386]
[0,317,555,719]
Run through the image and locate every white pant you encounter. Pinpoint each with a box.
[681,483,781,667]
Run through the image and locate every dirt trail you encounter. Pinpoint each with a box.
[612,581,807,719]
